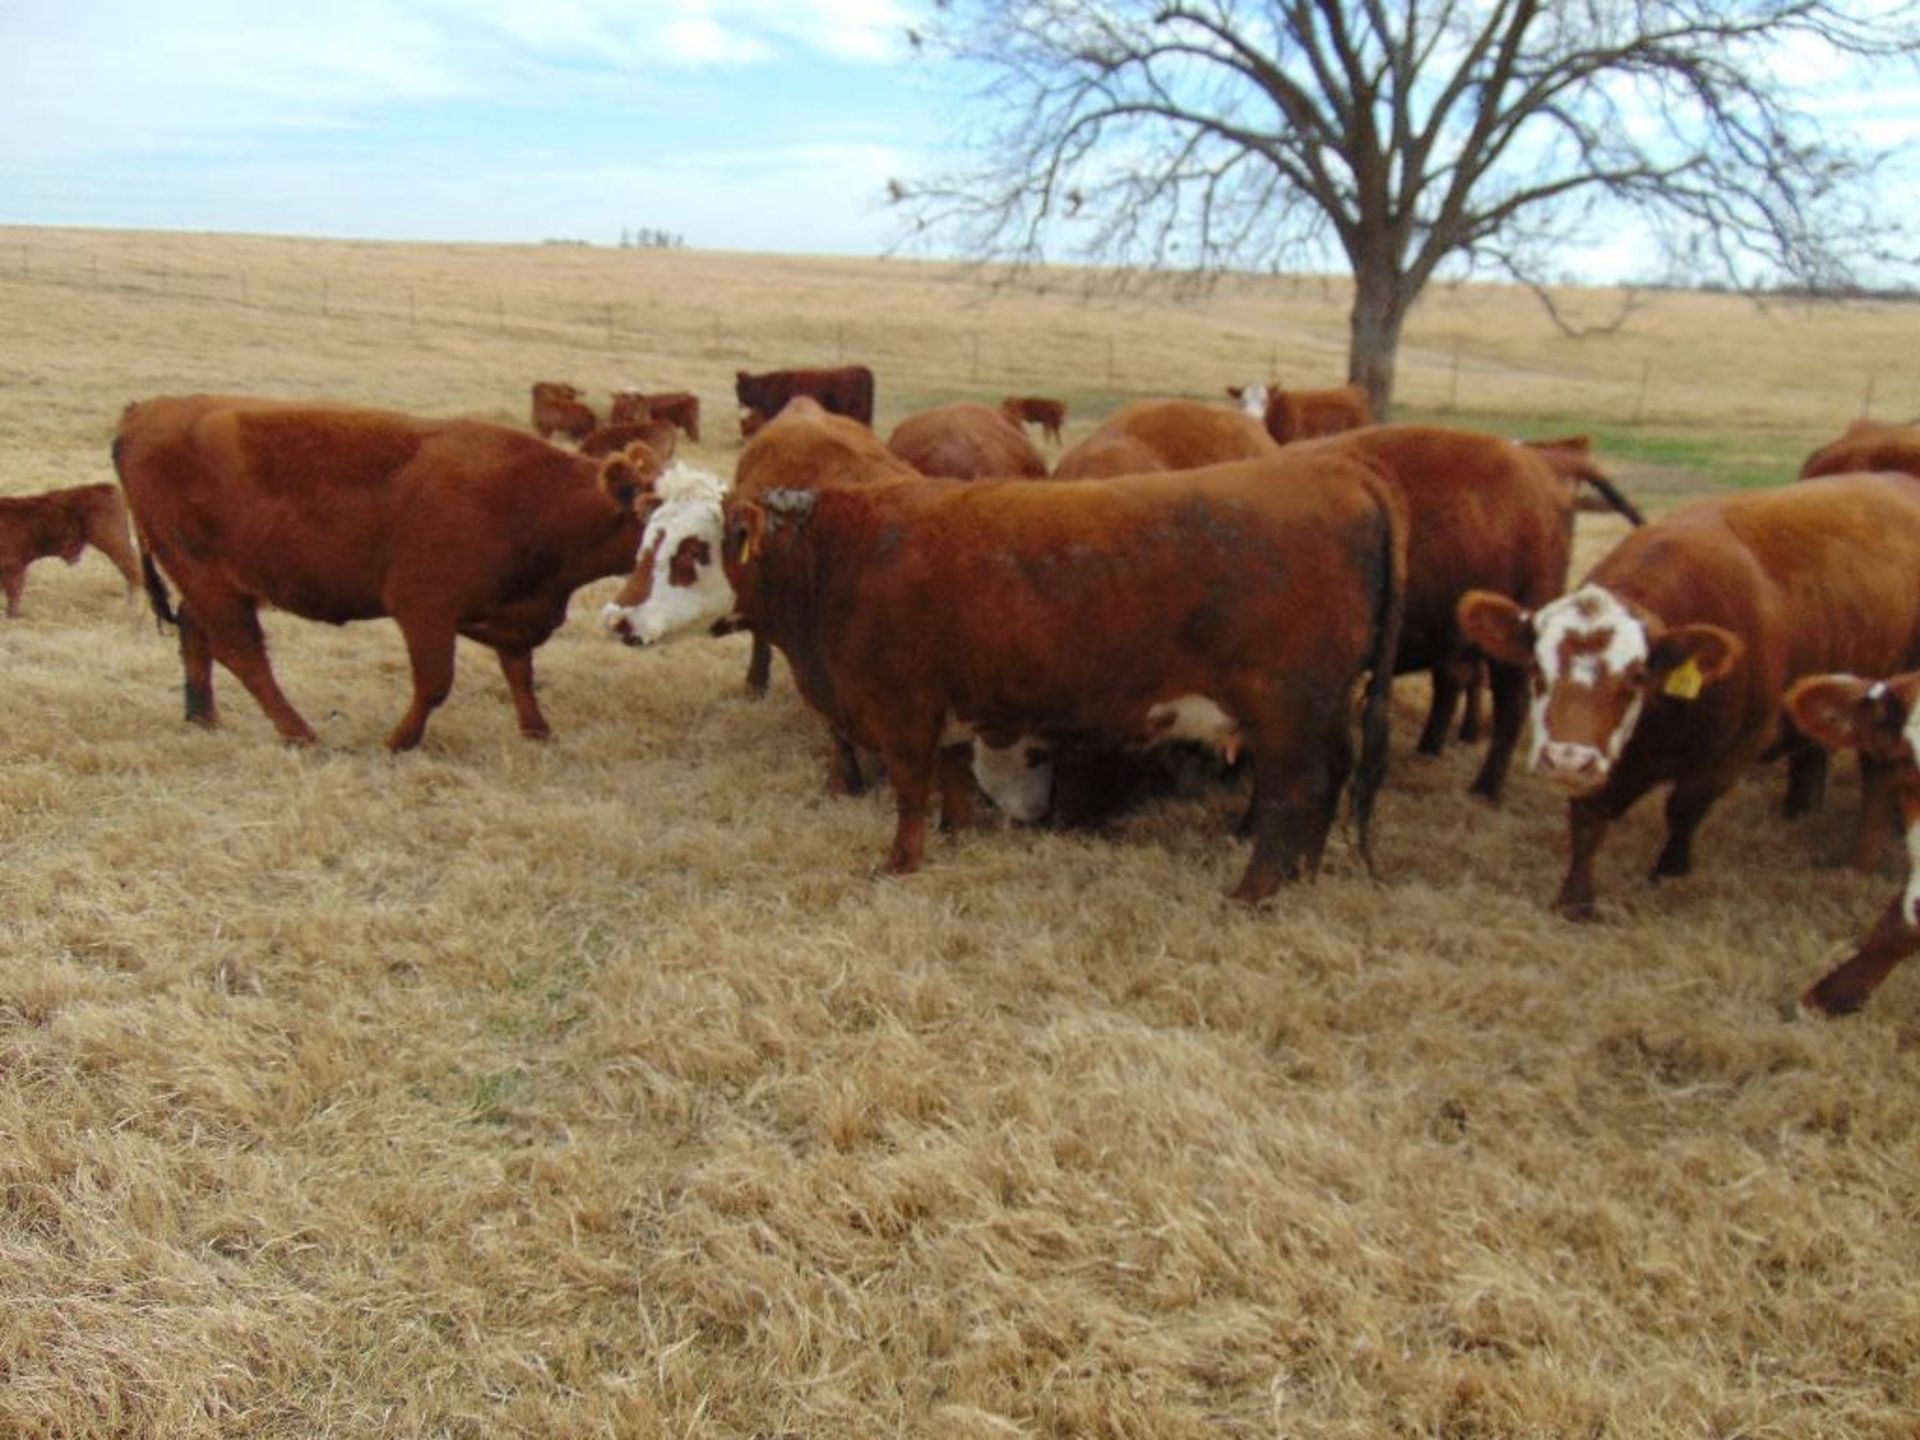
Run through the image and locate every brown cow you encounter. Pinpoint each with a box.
[1521,435,1647,525]
[114,395,657,751]
[1784,669,1920,1013]
[0,482,141,615]
[1310,426,1600,801]
[604,405,1408,902]
[579,418,680,461]
[1051,398,1279,480]
[612,389,702,443]
[1798,418,1920,480]
[530,381,597,443]
[889,402,1048,480]
[1458,473,1920,918]
[1262,383,1373,445]
[1000,396,1068,445]
[735,366,876,433]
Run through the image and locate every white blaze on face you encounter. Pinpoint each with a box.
[1526,584,1650,781]
[1234,383,1268,419]
[600,463,734,646]
[972,735,1055,822]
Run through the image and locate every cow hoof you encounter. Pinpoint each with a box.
[1552,897,1597,923]
[520,725,553,742]
[1799,983,1863,1018]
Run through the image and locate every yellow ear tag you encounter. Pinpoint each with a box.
[1662,656,1705,700]
[740,534,754,565]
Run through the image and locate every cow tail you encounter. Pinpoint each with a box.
[111,405,177,630]
[1350,474,1407,876]
[1576,463,1646,527]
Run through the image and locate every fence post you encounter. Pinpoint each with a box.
[605,301,615,348]
[1630,358,1651,425]
[321,276,330,316]
[1106,335,1116,386]
[409,286,417,328]
[969,332,979,382]
[238,270,248,306]
[1448,340,1462,412]
[495,290,504,331]
[1862,372,1877,418]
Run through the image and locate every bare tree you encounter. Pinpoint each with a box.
[896,1,1920,415]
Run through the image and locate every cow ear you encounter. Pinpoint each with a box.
[724,502,766,566]
[1456,590,1536,666]
[600,454,649,510]
[1787,674,1910,757]
[1647,623,1742,700]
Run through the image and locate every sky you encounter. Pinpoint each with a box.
[2,3,1915,281]
[1,0,940,255]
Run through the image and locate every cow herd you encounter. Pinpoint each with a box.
[4,376,1917,1016]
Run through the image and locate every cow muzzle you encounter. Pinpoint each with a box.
[1533,740,1610,793]
[600,603,658,648]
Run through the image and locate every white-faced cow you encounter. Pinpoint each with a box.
[1459,473,1920,918]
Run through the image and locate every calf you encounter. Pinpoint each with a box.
[1262,383,1373,444]
[531,381,597,443]
[735,365,876,433]
[0,482,140,615]
[115,395,655,751]
[1785,671,1920,1013]
[890,402,1047,479]
[580,418,680,461]
[604,405,1407,902]
[1000,396,1067,445]
[613,389,702,442]
[1458,473,1920,917]
[1051,398,1278,480]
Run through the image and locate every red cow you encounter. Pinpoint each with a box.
[1798,418,1920,480]
[1785,669,1920,1013]
[1312,426,1610,801]
[1000,396,1068,445]
[530,381,597,443]
[114,395,656,751]
[579,418,680,461]
[612,389,702,443]
[1521,435,1647,525]
[1458,473,1920,918]
[0,482,141,615]
[605,403,1407,901]
[1051,398,1278,480]
[889,402,1048,479]
[1262,383,1373,445]
[735,365,876,434]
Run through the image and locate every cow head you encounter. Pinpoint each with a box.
[1788,671,1920,921]
[1227,382,1269,419]
[1458,584,1743,795]
[599,463,737,646]
[972,735,1055,822]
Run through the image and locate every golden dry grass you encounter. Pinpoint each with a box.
[2,225,1918,1438]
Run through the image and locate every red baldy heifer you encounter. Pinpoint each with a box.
[889,402,1048,480]
[1785,670,1920,1013]
[114,395,654,751]
[1459,473,1920,918]
[0,482,141,615]
[1051,398,1279,480]
[1000,396,1068,445]
[530,381,597,443]
[606,404,1408,902]
[735,365,876,434]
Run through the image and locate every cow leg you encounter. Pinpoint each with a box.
[1651,773,1735,881]
[1416,663,1460,756]
[937,743,977,833]
[1845,754,1897,872]
[1,566,22,617]
[1457,657,1486,744]
[881,746,939,875]
[1553,794,1614,920]
[1803,895,1920,1015]
[91,526,142,594]
[495,646,551,740]
[1467,659,1528,804]
[387,615,459,752]
[745,636,773,699]
[825,731,868,796]
[1231,720,1348,904]
[1784,742,1828,818]
[190,592,317,744]
[176,603,219,727]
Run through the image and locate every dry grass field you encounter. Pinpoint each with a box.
[2,225,1918,1438]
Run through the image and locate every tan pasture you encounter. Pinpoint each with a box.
[2,225,1918,1438]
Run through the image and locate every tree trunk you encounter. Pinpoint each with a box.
[1348,260,1409,420]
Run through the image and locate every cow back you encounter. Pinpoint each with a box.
[1798,420,1920,481]
[1052,398,1277,479]
[886,402,1048,480]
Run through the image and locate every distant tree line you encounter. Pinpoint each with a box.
[621,227,685,250]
